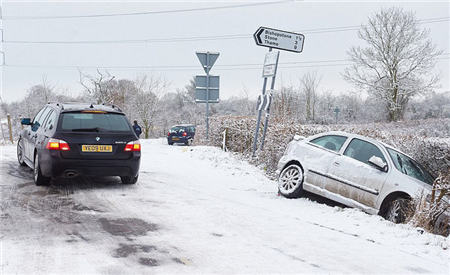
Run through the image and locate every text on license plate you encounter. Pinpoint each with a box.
[172,138,179,140]
[82,145,112,152]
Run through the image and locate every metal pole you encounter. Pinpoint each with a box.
[206,52,210,140]
[252,48,272,157]
[260,53,279,150]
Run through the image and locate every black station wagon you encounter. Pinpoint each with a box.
[17,103,141,186]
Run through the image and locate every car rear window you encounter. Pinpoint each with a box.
[60,112,132,132]
[310,135,347,152]
[169,126,186,133]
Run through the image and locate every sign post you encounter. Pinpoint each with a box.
[195,51,220,140]
[253,26,305,53]
[252,27,305,156]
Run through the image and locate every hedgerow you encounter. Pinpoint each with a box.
[197,117,450,178]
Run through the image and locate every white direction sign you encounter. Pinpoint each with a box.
[262,50,280,78]
[254,27,305,53]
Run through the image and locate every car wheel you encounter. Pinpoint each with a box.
[384,197,409,223]
[278,164,305,198]
[34,153,51,186]
[186,139,193,146]
[168,142,174,145]
[17,138,27,166]
[121,175,138,184]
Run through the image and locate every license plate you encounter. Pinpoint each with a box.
[172,137,179,141]
[82,145,112,152]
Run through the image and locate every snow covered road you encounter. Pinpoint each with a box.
[1,138,449,274]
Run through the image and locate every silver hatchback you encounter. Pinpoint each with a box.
[277,131,448,226]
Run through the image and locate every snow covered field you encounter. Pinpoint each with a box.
[1,138,449,274]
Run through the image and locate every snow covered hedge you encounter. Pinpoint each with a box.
[196,117,450,179]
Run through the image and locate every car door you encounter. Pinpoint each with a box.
[327,138,389,209]
[23,107,48,161]
[303,134,348,189]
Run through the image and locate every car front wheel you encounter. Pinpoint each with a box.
[17,138,27,166]
[34,153,51,186]
[384,197,409,223]
[278,164,305,198]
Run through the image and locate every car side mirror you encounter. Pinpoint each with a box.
[293,135,305,141]
[21,118,32,125]
[368,156,388,172]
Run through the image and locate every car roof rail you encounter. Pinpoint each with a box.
[47,102,64,110]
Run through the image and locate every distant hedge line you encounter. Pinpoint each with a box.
[196,117,450,179]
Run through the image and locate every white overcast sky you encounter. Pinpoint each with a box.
[0,0,449,103]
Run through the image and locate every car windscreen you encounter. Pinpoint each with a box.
[387,148,435,185]
[60,112,132,132]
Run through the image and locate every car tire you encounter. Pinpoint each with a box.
[278,164,305,198]
[121,175,138,184]
[383,197,409,224]
[185,139,193,146]
[34,153,51,186]
[17,138,27,166]
[168,142,174,145]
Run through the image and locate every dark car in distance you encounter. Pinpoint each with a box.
[167,124,196,146]
[17,102,141,186]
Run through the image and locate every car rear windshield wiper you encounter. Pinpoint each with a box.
[71,127,103,132]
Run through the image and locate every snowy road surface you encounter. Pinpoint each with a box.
[1,138,449,274]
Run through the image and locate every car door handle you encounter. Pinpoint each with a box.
[333,161,340,166]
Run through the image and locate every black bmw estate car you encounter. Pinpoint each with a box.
[17,102,141,186]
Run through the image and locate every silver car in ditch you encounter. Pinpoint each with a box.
[277,131,447,225]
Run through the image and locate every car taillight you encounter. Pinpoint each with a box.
[167,132,171,136]
[183,132,187,137]
[124,140,141,152]
[46,138,70,151]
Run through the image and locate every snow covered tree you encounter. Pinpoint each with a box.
[79,69,116,104]
[133,74,169,138]
[343,7,443,121]
[23,77,57,117]
[300,70,321,122]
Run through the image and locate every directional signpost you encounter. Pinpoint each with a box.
[195,51,220,140]
[254,26,305,53]
[252,27,305,156]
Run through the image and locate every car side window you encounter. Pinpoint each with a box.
[32,107,51,131]
[344,138,386,165]
[43,110,57,130]
[387,148,434,185]
[310,135,347,152]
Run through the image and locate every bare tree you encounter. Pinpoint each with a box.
[24,76,56,117]
[343,7,443,121]
[134,74,169,138]
[300,70,322,122]
[79,69,116,104]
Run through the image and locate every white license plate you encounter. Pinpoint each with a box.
[82,145,112,152]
